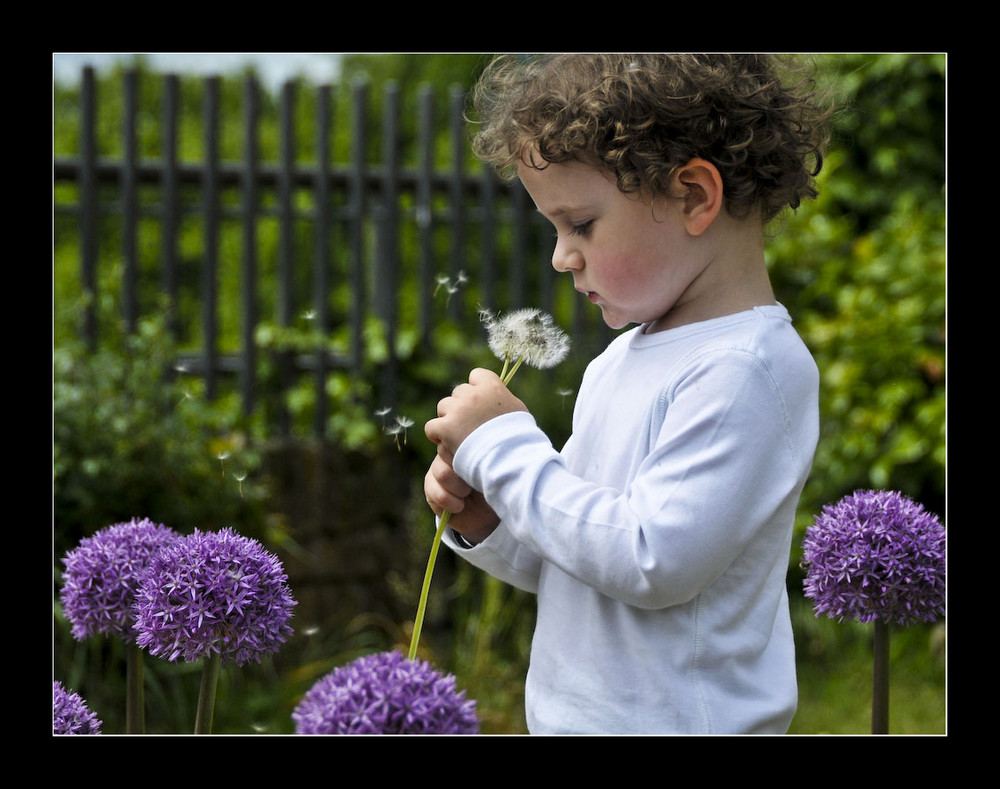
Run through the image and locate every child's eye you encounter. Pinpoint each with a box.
[568,219,594,237]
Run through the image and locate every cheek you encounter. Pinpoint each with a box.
[600,251,661,296]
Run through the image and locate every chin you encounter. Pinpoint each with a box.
[599,310,634,331]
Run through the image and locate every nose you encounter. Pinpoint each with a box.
[551,236,583,273]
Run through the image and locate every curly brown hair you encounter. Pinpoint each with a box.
[470,53,832,223]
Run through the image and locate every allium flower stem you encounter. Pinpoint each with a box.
[126,643,145,734]
[195,652,221,734]
[872,620,889,734]
[801,489,945,735]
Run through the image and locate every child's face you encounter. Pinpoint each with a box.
[517,156,706,331]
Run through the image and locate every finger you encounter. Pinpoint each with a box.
[424,466,469,514]
[435,442,455,466]
[432,453,472,499]
[425,414,444,444]
[468,367,501,386]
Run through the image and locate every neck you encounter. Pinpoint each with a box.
[651,215,774,333]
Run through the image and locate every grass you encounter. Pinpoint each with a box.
[454,590,947,736]
[788,594,946,735]
[54,588,945,735]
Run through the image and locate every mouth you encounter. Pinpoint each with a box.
[576,287,600,304]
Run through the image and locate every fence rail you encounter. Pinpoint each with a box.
[54,66,606,439]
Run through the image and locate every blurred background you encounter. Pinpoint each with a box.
[53,52,945,735]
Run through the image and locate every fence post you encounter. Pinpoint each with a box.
[416,85,435,343]
[313,83,333,437]
[80,66,98,349]
[348,81,368,376]
[122,70,139,334]
[276,80,298,436]
[201,75,220,401]
[375,82,401,406]
[241,74,260,418]
[447,85,465,323]
[162,74,181,343]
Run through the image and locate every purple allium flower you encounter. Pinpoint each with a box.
[53,681,103,735]
[802,489,946,626]
[60,517,182,643]
[133,527,296,666]
[292,651,480,734]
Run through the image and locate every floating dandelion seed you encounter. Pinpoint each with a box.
[234,471,247,498]
[375,407,392,429]
[433,274,451,296]
[216,451,231,478]
[302,309,317,321]
[395,415,415,446]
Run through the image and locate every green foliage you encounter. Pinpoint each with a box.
[53,290,267,557]
[52,53,946,734]
[768,54,946,546]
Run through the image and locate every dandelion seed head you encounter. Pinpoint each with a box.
[483,308,570,369]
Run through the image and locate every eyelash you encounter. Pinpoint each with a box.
[567,219,594,238]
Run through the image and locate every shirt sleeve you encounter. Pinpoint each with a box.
[441,517,544,594]
[451,347,813,610]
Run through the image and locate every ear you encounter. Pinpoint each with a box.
[674,158,724,235]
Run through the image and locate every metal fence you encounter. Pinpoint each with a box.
[54,66,608,438]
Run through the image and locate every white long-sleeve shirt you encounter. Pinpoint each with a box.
[444,305,819,734]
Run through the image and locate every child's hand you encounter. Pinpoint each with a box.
[424,452,500,543]
[424,368,527,458]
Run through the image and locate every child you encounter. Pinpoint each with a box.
[424,54,831,734]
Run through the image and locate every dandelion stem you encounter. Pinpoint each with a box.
[407,310,568,661]
[194,652,221,734]
[501,356,525,385]
[408,357,526,660]
[408,510,451,660]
